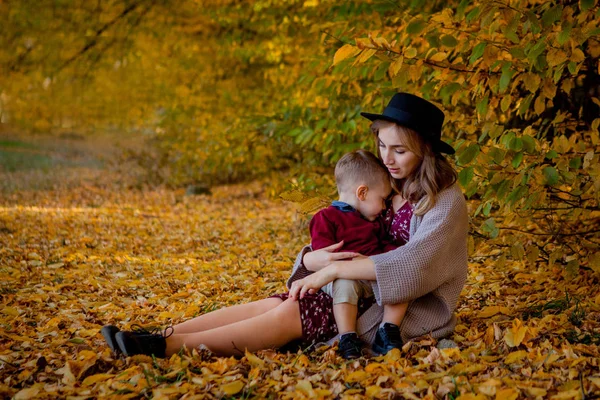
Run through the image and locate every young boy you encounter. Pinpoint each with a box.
[309,149,408,359]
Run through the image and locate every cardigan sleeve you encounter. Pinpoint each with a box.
[369,185,468,305]
[286,245,314,289]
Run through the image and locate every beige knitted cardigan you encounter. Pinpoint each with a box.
[287,184,469,344]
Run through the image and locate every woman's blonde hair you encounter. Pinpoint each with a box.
[370,120,457,215]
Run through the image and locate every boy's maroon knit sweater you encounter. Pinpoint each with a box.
[309,205,397,255]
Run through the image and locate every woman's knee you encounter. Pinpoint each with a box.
[272,299,302,325]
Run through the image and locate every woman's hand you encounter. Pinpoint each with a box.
[289,266,337,300]
[303,241,360,272]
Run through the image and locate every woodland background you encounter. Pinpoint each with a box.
[1,0,600,398]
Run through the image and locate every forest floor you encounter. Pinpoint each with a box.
[1,133,600,399]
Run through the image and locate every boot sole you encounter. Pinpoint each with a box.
[100,326,121,354]
[115,332,135,357]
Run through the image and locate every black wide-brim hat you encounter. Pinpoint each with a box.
[361,92,455,154]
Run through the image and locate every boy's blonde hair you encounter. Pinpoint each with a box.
[370,120,457,215]
[334,150,390,195]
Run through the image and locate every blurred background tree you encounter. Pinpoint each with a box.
[1,0,599,271]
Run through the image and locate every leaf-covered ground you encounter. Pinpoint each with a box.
[1,137,600,399]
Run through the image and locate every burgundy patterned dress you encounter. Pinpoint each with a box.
[273,201,414,348]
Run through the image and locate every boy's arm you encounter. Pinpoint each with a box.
[309,209,338,250]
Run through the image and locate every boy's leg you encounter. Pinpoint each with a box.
[330,279,361,334]
[382,302,408,326]
[373,302,408,355]
[329,279,366,359]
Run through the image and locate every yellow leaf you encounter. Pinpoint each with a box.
[1,307,20,317]
[295,379,313,395]
[14,384,42,400]
[550,389,580,399]
[479,306,511,318]
[244,350,264,367]
[496,388,519,400]
[357,48,377,63]
[429,52,448,62]
[534,96,546,115]
[505,350,528,364]
[389,56,404,77]
[589,377,600,388]
[571,48,585,63]
[524,387,547,397]
[366,385,382,397]
[504,319,527,347]
[82,373,115,387]
[457,394,487,400]
[547,49,568,67]
[345,370,369,383]
[404,47,418,59]
[333,44,360,66]
[220,380,244,396]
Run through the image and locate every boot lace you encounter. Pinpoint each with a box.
[131,324,174,338]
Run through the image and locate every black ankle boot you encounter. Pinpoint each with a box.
[115,326,173,357]
[372,323,402,355]
[337,332,363,359]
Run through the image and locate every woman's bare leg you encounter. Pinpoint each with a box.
[165,298,302,356]
[173,298,283,334]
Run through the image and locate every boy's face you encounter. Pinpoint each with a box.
[357,180,391,221]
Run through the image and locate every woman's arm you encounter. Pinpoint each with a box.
[303,241,360,272]
[371,185,469,305]
[289,256,376,300]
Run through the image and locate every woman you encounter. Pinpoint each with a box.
[101,93,469,357]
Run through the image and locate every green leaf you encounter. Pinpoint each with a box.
[569,157,582,169]
[497,179,510,200]
[546,150,558,159]
[507,185,528,205]
[466,6,481,23]
[543,166,559,185]
[469,42,487,65]
[541,5,563,28]
[522,135,536,153]
[407,19,426,34]
[482,217,499,238]
[508,137,523,152]
[526,11,542,34]
[527,40,547,63]
[499,62,515,93]
[512,151,524,168]
[476,95,489,118]
[509,47,526,60]
[459,166,474,187]
[580,0,595,12]
[458,143,481,165]
[440,82,461,103]
[441,35,458,47]
[518,94,534,116]
[501,95,512,112]
[558,21,572,45]
[504,15,520,44]
[483,202,492,216]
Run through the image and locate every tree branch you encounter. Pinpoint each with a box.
[55,0,149,74]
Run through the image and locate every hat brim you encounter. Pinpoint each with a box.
[360,112,455,155]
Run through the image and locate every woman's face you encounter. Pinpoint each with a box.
[377,125,421,180]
